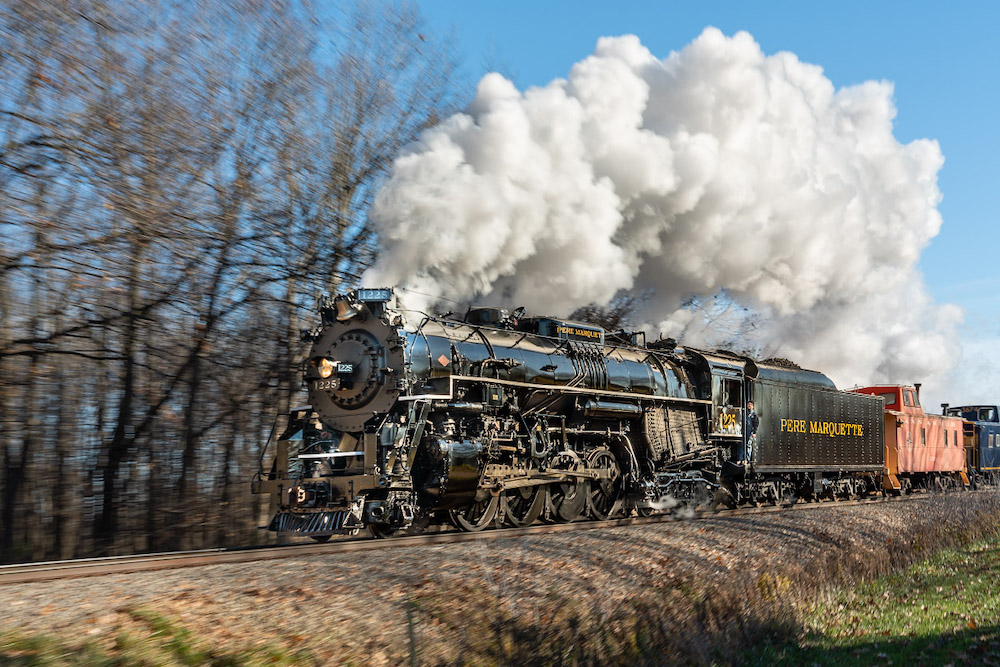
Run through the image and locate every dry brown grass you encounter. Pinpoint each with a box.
[401,493,1000,665]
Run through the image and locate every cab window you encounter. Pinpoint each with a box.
[723,379,743,407]
[715,378,744,434]
[981,408,997,422]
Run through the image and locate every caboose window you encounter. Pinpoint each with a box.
[904,391,915,407]
[876,391,897,407]
[944,431,948,447]
[921,428,925,445]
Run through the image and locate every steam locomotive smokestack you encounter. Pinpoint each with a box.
[365,28,960,392]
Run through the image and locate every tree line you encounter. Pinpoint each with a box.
[0,0,460,561]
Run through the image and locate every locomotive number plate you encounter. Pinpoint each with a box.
[314,378,340,391]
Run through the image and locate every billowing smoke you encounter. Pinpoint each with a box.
[365,28,961,389]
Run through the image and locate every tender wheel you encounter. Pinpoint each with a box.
[587,449,622,520]
[501,485,545,527]
[635,504,656,517]
[450,493,500,532]
[711,484,738,510]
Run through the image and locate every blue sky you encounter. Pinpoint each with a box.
[414,1,1000,404]
[417,0,998,318]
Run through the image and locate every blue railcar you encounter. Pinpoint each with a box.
[944,405,1000,485]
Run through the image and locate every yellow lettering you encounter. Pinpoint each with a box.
[557,325,600,339]
[787,419,865,437]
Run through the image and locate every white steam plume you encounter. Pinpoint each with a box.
[365,28,960,389]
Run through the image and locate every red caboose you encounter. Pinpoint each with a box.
[851,385,968,492]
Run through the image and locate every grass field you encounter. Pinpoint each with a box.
[0,609,310,667]
[750,536,1000,666]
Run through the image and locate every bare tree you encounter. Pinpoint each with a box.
[0,0,461,561]
[257,1,461,415]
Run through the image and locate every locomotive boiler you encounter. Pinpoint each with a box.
[252,288,885,538]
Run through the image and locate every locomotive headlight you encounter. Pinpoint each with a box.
[316,358,335,379]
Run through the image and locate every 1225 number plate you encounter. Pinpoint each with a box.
[313,378,340,391]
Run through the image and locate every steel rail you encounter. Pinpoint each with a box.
[0,492,953,585]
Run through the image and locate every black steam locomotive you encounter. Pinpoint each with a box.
[252,288,884,538]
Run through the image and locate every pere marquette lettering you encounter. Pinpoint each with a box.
[555,325,602,340]
[779,419,865,437]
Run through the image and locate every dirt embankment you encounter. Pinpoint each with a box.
[2,493,1000,665]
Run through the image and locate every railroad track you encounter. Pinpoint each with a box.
[0,493,933,585]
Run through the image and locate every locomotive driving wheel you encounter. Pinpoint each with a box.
[546,451,590,523]
[450,493,500,532]
[501,483,545,527]
[587,448,622,520]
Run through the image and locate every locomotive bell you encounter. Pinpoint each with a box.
[334,295,360,321]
